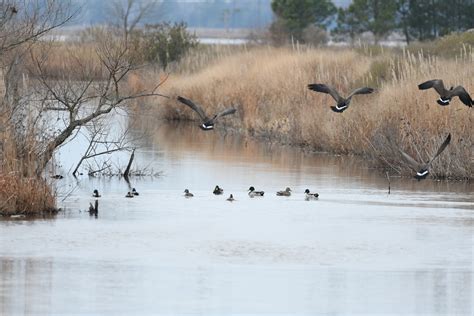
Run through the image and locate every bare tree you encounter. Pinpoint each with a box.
[107,0,159,42]
[0,1,168,180]
[0,1,75,176]
[72,118,135,176]
[30,33,169,174]
[0,0,74,54]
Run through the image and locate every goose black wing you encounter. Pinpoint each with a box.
[347,87,374,100]
[399,148,422,172]
[308,83,344,103]
[212,107,237,121]
[451,86,473,107]
[177,96,209,121]
[428,133,451,165]
[418,79,446,96]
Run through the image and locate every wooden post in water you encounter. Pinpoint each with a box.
[386,171,391,195]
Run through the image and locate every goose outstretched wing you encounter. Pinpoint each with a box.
[418,79,446,96]
[399,148,422,172]
[212,107,237,121]
[308,83,344,103]
[347,87,374,99]
[428,133,451,165]
[177,96,209,121]
[451,86,473,106]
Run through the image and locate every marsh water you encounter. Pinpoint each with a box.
[1,123,473,315]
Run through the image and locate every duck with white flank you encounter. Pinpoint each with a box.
[92,189,101,198]
[418,79,472,107]
[276,187,292,196]
[307,83,374,113]
[248,186,264,197]
[132,188,139,196]
[398,133,451,180]
[304,189,319,199]
[177,96,237,130]
[213,185,224,195]
[184,189,194,198]
[125,192,134,198]
[226,194,235,202]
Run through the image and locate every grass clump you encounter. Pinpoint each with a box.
[0,174,56,217]
[0,130,57,217]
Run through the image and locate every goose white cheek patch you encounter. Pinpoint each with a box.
[438,98,450,104]
[417,170,429,177]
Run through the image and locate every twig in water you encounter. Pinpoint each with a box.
[386,171,391,195]
[61,181,81,202]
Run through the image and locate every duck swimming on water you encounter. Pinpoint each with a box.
[248,186,264,197]
[276,187,292,196]
[304,189,319,199]
[213,185,224,195]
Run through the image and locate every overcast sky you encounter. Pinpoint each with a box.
[73,0,352,28]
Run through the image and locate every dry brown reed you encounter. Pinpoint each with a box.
[139,45,473,180]
[27,42,105,80]
[0,128,57,217]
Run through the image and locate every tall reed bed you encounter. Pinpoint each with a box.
[0,129,56,216]
[137,46,473,179]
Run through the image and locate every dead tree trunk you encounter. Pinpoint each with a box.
[123,148,135,180]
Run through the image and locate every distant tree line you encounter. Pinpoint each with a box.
[271,0,474,44]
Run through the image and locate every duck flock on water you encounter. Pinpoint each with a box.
[87,78,471,213]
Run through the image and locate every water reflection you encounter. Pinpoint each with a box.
[0,122,473,315]
[1,259,471,315]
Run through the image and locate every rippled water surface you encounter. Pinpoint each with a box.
[1,123,473,315]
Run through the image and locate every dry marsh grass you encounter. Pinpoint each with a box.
[27,42,105,80]
[0,173,56,217]
[141,45,473,180]
[0,130,57,217]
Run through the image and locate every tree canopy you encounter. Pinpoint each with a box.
[271,0,336,42]
[336,0,474,43]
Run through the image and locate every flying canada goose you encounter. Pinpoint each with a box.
[418,79,472,107]
[276,187,292,196]
[184,189,194,197]
[92,189,101,198]
[132,188,139,196]
[226,194,235,202]
[307,83,374,113]
[248,186,264,197]
[213,185,224,195]
[177,96,237,130]
[398,133,451,180]
[125,192,134,198]
[304,189,319,199]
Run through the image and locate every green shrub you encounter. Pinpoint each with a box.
[140,22,198,70]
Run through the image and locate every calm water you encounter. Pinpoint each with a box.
[1,123,473,315]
